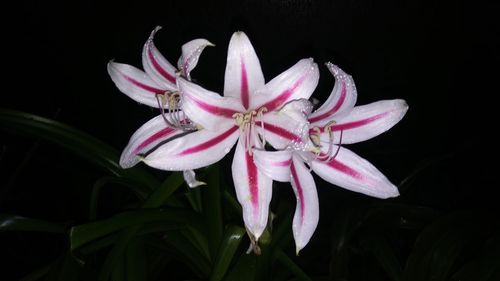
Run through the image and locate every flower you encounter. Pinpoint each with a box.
[253,63,408,253]
[108,26,213,187]
[108,26,213,109]
[128,31,319,243]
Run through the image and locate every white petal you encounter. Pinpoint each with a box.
[178,38,214,80]
[177,78,244,131]
[143,124,239,171]
[120,114,185,168]
[257,111,310,150]
[290,155,319,254]
[223,32,265,109]
[251,58,319,111]
[232,137,273,240]
[318,99,408,144]
[309,63,358,126]
[183,170,207,188]
[252,149,292,182]
[311,146,399,199]
[108,62,166,108]
[141,26,178,90]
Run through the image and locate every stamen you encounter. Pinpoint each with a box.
[309,120,343,162]
[232,107,268,155]
[156,92,176,128]
[257,107,268,147]
[156,91,197,131]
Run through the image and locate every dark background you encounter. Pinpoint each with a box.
[1,0,498,280]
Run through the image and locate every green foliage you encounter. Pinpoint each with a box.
[2,109,498,280]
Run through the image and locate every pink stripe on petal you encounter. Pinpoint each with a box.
[257,122,302,142]
[326,158,364,181]
[245,150,259,208]
[187,95,239,118]
[290,162,305,221]
[310,112,388,134]
[240,55,250,109]
[274,159,291,166]
[133,127,176,154]
[147,45,176,84]
[308,82,346,123]
[123,74,165,94]
[177,126,238,156]
[260,76,306,112]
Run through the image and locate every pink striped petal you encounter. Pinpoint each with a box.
[256,111,309,150]
[143,124,239,170]
[232,137,273,241]
[311,146,399,199]
[290,155,319,254]
[316,99,408,144]
[107,62,166,108]
[141,26,178,90]
[223,32,265,109]
[309,63,358,126]
[177,78,244,131]
[178,38,214,80]
[120,114,185,168]
[251,58,319,111]
[252,149,292,182]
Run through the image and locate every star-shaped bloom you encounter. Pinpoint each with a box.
[108,27,213,187]
[108,26,213,109]
[123,31,319,242]
[254,63,408,253]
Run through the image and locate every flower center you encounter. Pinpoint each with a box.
[309,120,342,162]
[155,91,197,131]
[232,107,268,155]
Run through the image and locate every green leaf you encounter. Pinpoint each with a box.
[142,172,184,208]
[19,263,52,281]
[224,252,257,281]
[360,235,402,281]
[89,172,190,281]
[210,225,246,281]
[0,214,65,233]
[275,250,312,281]
[70,208,202,250]
[203,164,223,258]
[89,177,150,220]
[0,108,158,189]
[450,236,500,281]
[145,230,212,277]
[403,212,486,281]
[125,238,148,281]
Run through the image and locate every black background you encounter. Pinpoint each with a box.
[1,0,498,280]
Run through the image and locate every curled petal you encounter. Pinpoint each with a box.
[141,26,178,90]
[232,137,273,241]
[311,146,399,199]
[224,31,265,109]
[178,38,214,80]
[143,124,239,170]
[290,155,319,254]
[251,58,319,111]
[108,62,165,108]
[279,99,314,121]
[183,170,207,188]
[317,99,408,144]
[120,114,185,168]
[256,111,310,150]
[252,149,292,182]
[177,78,244,130]
[309,63,358,125]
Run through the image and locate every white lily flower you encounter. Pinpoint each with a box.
[108,26,213,185]
[135,31,319,242]
[254,63,408,254]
